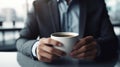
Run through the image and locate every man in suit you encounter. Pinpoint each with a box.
[16,0,118,63]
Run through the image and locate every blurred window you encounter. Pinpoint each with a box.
[105,0,120,36]
[0,0,34,51]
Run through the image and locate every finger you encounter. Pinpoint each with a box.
[53,48,66,56]
[37,46,51,62]
[84,55,95,60]
[37,44,55,62]
[85,49,97,57]
[73,36,94,50]
[71,42,96,56]
[82,49,97,60]
[72,36,95,52]
[38,48,56,60]
[39,44,66,56]
[73,49,97,59]
[73,39,86,50]
[38,55,52,62]
[40,38,63,46]
[83,36,94,44]
[72,52,86,59]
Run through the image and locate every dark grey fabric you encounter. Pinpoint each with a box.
[16,0,119,61]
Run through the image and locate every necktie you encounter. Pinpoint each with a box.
[62,12,68,32]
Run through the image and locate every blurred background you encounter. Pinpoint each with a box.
[0,0,120,51]
[0,0,34,51]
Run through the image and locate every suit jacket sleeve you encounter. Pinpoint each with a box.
[90,0,119,61]
[16,7,39,59]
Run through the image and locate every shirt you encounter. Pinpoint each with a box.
[32,0,80,57]
[58,0,80,33]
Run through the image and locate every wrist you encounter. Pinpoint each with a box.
[32,41,39,57]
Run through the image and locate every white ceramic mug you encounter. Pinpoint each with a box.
[51,32,79,54]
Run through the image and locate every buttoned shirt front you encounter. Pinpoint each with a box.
[57,0,80,33]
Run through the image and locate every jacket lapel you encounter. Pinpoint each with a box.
[48,0,61,32]
[48,0,87,36]
[33,0,87,37]
[79,0,87,38]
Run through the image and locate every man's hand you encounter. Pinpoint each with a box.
[70,36,98,60]
[36,38,66,62]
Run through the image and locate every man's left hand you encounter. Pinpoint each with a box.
[70,36,98,60]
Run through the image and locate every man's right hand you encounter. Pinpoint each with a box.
[36,38,66,62]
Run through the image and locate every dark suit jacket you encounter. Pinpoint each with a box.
[16,0,119,61]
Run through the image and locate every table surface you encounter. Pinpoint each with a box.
[0,52,20,67]
[0,52,120,67]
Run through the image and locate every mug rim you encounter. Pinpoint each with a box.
[51,32,79,38]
